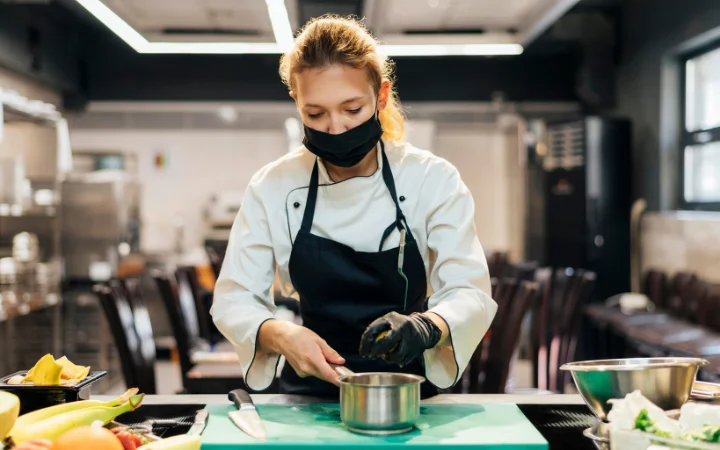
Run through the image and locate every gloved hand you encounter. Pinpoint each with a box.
[359,312,441,366]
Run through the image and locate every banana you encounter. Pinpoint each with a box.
[0,391,20,441]
[9,393,144,444]
[11,388,139,432]
[137,435,201,450]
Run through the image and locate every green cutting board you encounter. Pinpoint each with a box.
[200,403,548,449]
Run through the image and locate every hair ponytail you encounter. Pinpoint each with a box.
[279,15,406,142]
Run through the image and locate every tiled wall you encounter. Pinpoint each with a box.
[641,211,720,283]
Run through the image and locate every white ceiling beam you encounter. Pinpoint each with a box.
[380,33,519,46]
[265,0,295,53]
[73,0,524,56]
[518,0,581,46]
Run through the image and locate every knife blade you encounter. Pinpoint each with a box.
[187,409,209,436]
[228,389,267,441]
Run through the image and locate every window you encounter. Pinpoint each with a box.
[683,46,720,208]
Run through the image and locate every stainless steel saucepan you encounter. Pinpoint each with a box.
[332,365,424,435]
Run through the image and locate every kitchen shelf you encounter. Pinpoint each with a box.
[0,87,72,175]
[0,292,60,323]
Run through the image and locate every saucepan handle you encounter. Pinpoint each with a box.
[330,364,355,378]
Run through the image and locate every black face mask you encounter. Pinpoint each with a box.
[302,112,383,168]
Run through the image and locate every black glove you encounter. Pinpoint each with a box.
[359,312,441,366]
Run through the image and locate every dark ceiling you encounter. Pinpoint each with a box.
[0,0,625,110]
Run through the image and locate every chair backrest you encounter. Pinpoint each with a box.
[529,267,553,391]
[667,272,698,319]
[487,252,510,279]
[152,270,196,376]
[113,279,157,394]
[700,284,720,332]
[94,283,141,392]
[532,267,596,393]
[558,271,596,379]
[643,270,668,308]
[467,277,518,393]
[205,245,224,279]
[482,280,540,393]
[176,266,212,343]
[511,261,540,282]
[687,278,710,324]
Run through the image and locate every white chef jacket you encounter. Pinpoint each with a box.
[211,139,497,391]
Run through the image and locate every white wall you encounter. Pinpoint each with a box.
[434,122,524,260]
[69,130,286,253]
[70,118,525,259]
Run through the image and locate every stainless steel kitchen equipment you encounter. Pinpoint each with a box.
[60,171,141,281]
[332,365,424,435]
[228,389,267,441]
[561,357,708,421]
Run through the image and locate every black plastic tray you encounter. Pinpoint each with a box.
[0,370,107,414]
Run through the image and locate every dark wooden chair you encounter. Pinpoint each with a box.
[558,271,596,389]
[643,270,668,310]
[700,284,720,333]
[511,261,540,282]
[625,272,703,347]
[487,252,510,279]
[95,283,156,394]
[152,270,205,389]
[660,281,720,358]
[464,277,519,393]
[205,245,225,280]
[111,279,157,394]
[529,267,553,391]
[152,269,276,394]
[176,266,213,344]
[666,272,699,319]
[529,268,596,393]
[481,280,540,393]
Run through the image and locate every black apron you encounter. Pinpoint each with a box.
[280,143,438,399]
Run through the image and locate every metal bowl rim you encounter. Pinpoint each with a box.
[338,372,426,387]
[560,357,708,372]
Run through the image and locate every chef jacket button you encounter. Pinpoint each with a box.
[399,196,406,202]
[293,202,300,208]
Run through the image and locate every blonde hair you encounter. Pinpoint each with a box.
[279,15,405,142]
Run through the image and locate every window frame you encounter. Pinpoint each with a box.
[680,42,720,211]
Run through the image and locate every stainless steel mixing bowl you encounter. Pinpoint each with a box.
[561,357,708,421]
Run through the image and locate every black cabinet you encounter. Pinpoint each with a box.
[526,117,632,303]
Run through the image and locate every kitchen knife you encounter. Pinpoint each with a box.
[187,409,209,436]
[228,389,267,441]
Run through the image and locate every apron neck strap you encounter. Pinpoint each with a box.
[299,140,412,244]
[300,160,320,233]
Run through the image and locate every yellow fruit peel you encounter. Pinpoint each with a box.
[56,356,90,381]
[21,354,90,386]
[23,354,63,386]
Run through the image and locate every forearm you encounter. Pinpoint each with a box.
[424,311,450,347]
[257,318,296,355]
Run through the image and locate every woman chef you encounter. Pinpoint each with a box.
[211,16,497,398]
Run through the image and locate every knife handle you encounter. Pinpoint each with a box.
[229,389,255,409]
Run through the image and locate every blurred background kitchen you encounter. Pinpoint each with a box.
[0,0,719,396]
